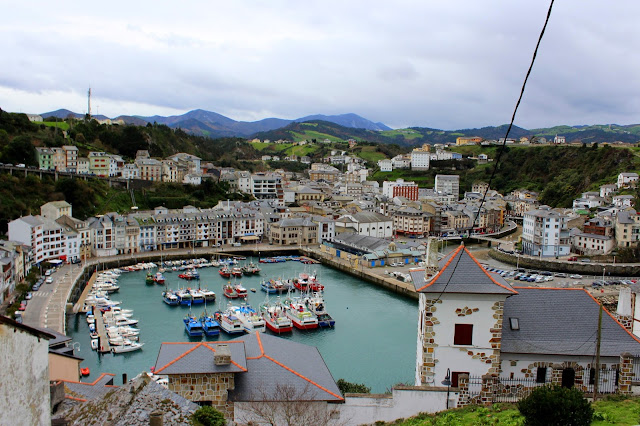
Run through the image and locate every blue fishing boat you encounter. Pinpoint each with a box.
[162,290,179,306]
[200,312,220,336]
[183,314,204,337]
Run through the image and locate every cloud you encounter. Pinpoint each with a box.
[2,1,640,129]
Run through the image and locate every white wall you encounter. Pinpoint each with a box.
[0,323,51,426]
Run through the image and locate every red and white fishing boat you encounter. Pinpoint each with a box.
[259,298,293,333]
[283,297,318,330]
[223,283,239,299]
[219,266,231,278]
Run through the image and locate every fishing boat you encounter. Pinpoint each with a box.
[231,267,243,277]
[259,298,293,334]
[234,282,248,298]
[307,271,325,291]
[81,367,90,376]
[178,269,199,280]
[219,266,231,278]
[154,272,165,285]
[215,310,245,334]
[284,297,318,330]
[260,278,286,294]
[200,288,216,303]
[230,303,266,333]
[200,312,220,336]
[145,272,154,285]
[90,339,98,351]
[183,314,204,337]
[189,288,205,305]
[162,290,179,306]
[176,289,193,305]
[304,292,335,327]
[112,341,144,353]
[223,283,239,299]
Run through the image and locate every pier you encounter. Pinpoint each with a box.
[94,310,111,354]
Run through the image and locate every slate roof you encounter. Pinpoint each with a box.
[409,245,517,295]
[63,373,117,401]
[502,287,640,357]
[153,341,247,375]
[229,332,343,402]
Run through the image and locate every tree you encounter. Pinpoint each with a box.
[1,135,37,165]
[517,385,593,426]
[237,383,347,426]
[336,379,371,394]
[191,406,225,426]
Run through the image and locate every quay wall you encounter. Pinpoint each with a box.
[489,249,640,276]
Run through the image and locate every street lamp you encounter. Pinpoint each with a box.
[441,368,452,409]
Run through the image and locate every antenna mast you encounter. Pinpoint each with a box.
[87,87,92,119]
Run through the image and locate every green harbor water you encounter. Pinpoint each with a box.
[67,258,418,393]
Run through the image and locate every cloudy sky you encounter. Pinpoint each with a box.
[2,1,638,130]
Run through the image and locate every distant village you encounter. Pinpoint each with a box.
[1,132,639,305]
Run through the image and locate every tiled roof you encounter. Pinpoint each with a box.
[409,245,517,295]
[153,341,247,375]
[502,287,640,356]
[63,373,117,401]
[229,333,343,402]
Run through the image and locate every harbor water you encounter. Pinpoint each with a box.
[68,258,418,393]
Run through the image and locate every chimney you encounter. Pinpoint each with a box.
[214,344,231,365]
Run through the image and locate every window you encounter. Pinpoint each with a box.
[509,318,519,330]
[536,367,547,383]
[454,324,473,345]
[451,371,469,388]
[589,368,595,385]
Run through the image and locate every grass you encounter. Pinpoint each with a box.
[40,121,70,131]
[386,396,640,426]
[249,142,272,151]
[290,130,344,142]
[356,146,387,162]
[380,129,423,140]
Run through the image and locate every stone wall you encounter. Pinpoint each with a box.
[417,297,442,385]
[168,373,235,419]
[489,249,640,276]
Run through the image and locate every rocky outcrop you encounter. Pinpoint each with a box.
[53,373,198,425]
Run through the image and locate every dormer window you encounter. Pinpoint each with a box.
[509,317,520,330]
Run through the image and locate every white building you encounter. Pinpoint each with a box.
[121,163,140,180]
[618,172,639,189]
[391,155,411,169]
[378,159,393,172]
[613,194,635,208]
[434,174,460,199]
[8,215,66,264]
[411,150,430,171]
[521,206,571,257]
[335,212,393,238]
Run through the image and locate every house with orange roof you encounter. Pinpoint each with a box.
[153,332,343,422]
[409,243,640,408]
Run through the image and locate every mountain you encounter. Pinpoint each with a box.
[294,113,391,131]
[41,109,84,119]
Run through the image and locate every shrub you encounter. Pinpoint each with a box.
[191,406,225,426]
[517,385,593,426]
[336,378,371,394]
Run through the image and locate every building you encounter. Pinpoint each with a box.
[88,152,111,177]
[136,158,163,181]
[382,179,419,201]
[521,206,571,257]
[411,148,431,171]
[613,195,635,208]
[8,215,66,264]
[409,247,640,406]
[41,200,72,221]
[455,136,482,145]
[553,135,566,144]
[392,207,432,237]
[269,218,318,245]
[77,157,90,174]
[36,147,54,170]
[618,172,639,189]
[377,159,392,172]
[251,173,284,205]
[154,333,343,422]
[600,183,617,199]
[434,175,460,199]
[121,163,140,180]
[615,209,640,248]
[0,316,54,426]
[335,212,393,238]
[62,145,79,173]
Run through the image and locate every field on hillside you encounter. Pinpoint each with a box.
[40,121,70,131]
[355,145,388,162]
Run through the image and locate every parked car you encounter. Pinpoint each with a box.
[568,257,578,261]
[569,274,583,279]
[555,273,567,278]
[25,292,32,300]
[45,277,54,284]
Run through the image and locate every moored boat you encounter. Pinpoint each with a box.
[154,272,165,285]
[223,283,239,299]
[176,289,192,305]
[215,310,245,334]
[234,283,248,298]
[200,312,220,336]
[284,298,318,330]
[259,298,293,334]
[112,341,144,353]
[162,290,179,306]
[189,289,205,305]
[230,303,266,333]
[304,292,335,327]
[145,272,154,285]
[231,267,243,277]
[219,266,231,278]
[183,314,204,337]
[200,288,216,303]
